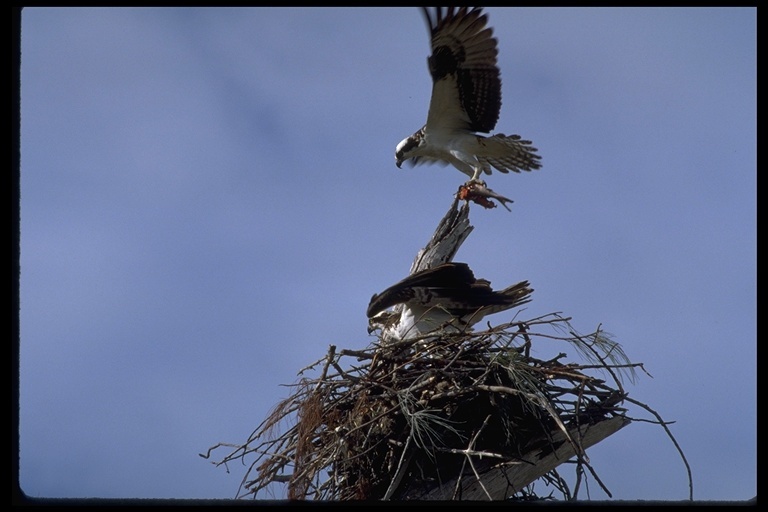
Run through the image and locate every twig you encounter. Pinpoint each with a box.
[463,415,495,500]
[382,435,412,500]
[314,345,336,392]
[623,395,693,500]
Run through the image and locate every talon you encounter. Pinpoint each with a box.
[456,182,514,212]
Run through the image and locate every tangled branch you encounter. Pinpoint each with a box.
[201,312,688,501]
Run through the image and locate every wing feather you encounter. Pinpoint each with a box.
[367,262,476,318]
[367,262,533,323]
[422,7,502,134]
[476,134,543,174]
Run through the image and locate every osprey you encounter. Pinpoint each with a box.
[367,262,533,342]
[395,7,542,183]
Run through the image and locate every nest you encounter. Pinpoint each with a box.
[201,310,694,501]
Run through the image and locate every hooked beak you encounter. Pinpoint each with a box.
[395,151,404,168]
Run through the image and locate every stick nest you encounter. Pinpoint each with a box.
[202,312,688,501]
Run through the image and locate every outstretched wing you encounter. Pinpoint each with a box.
[367,262,532,322]
[367,262,477,318]
[422,7,501,133]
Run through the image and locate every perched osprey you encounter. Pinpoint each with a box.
[367,262,533,342]
[395,7,542,183]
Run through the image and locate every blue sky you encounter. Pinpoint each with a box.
[18,7,755,501]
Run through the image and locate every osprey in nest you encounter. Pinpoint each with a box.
[367,262,532,342]
[395,7,542,184]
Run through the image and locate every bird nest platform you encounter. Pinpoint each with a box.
[201,312,688,501]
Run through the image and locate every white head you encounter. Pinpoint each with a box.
[395,127,426,168]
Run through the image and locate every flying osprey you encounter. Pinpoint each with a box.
[395,7,542,183]
[367,262,533,342]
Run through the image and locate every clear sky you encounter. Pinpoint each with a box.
[18,7,755,501]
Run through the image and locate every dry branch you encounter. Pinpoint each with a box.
[201,312,647,501]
